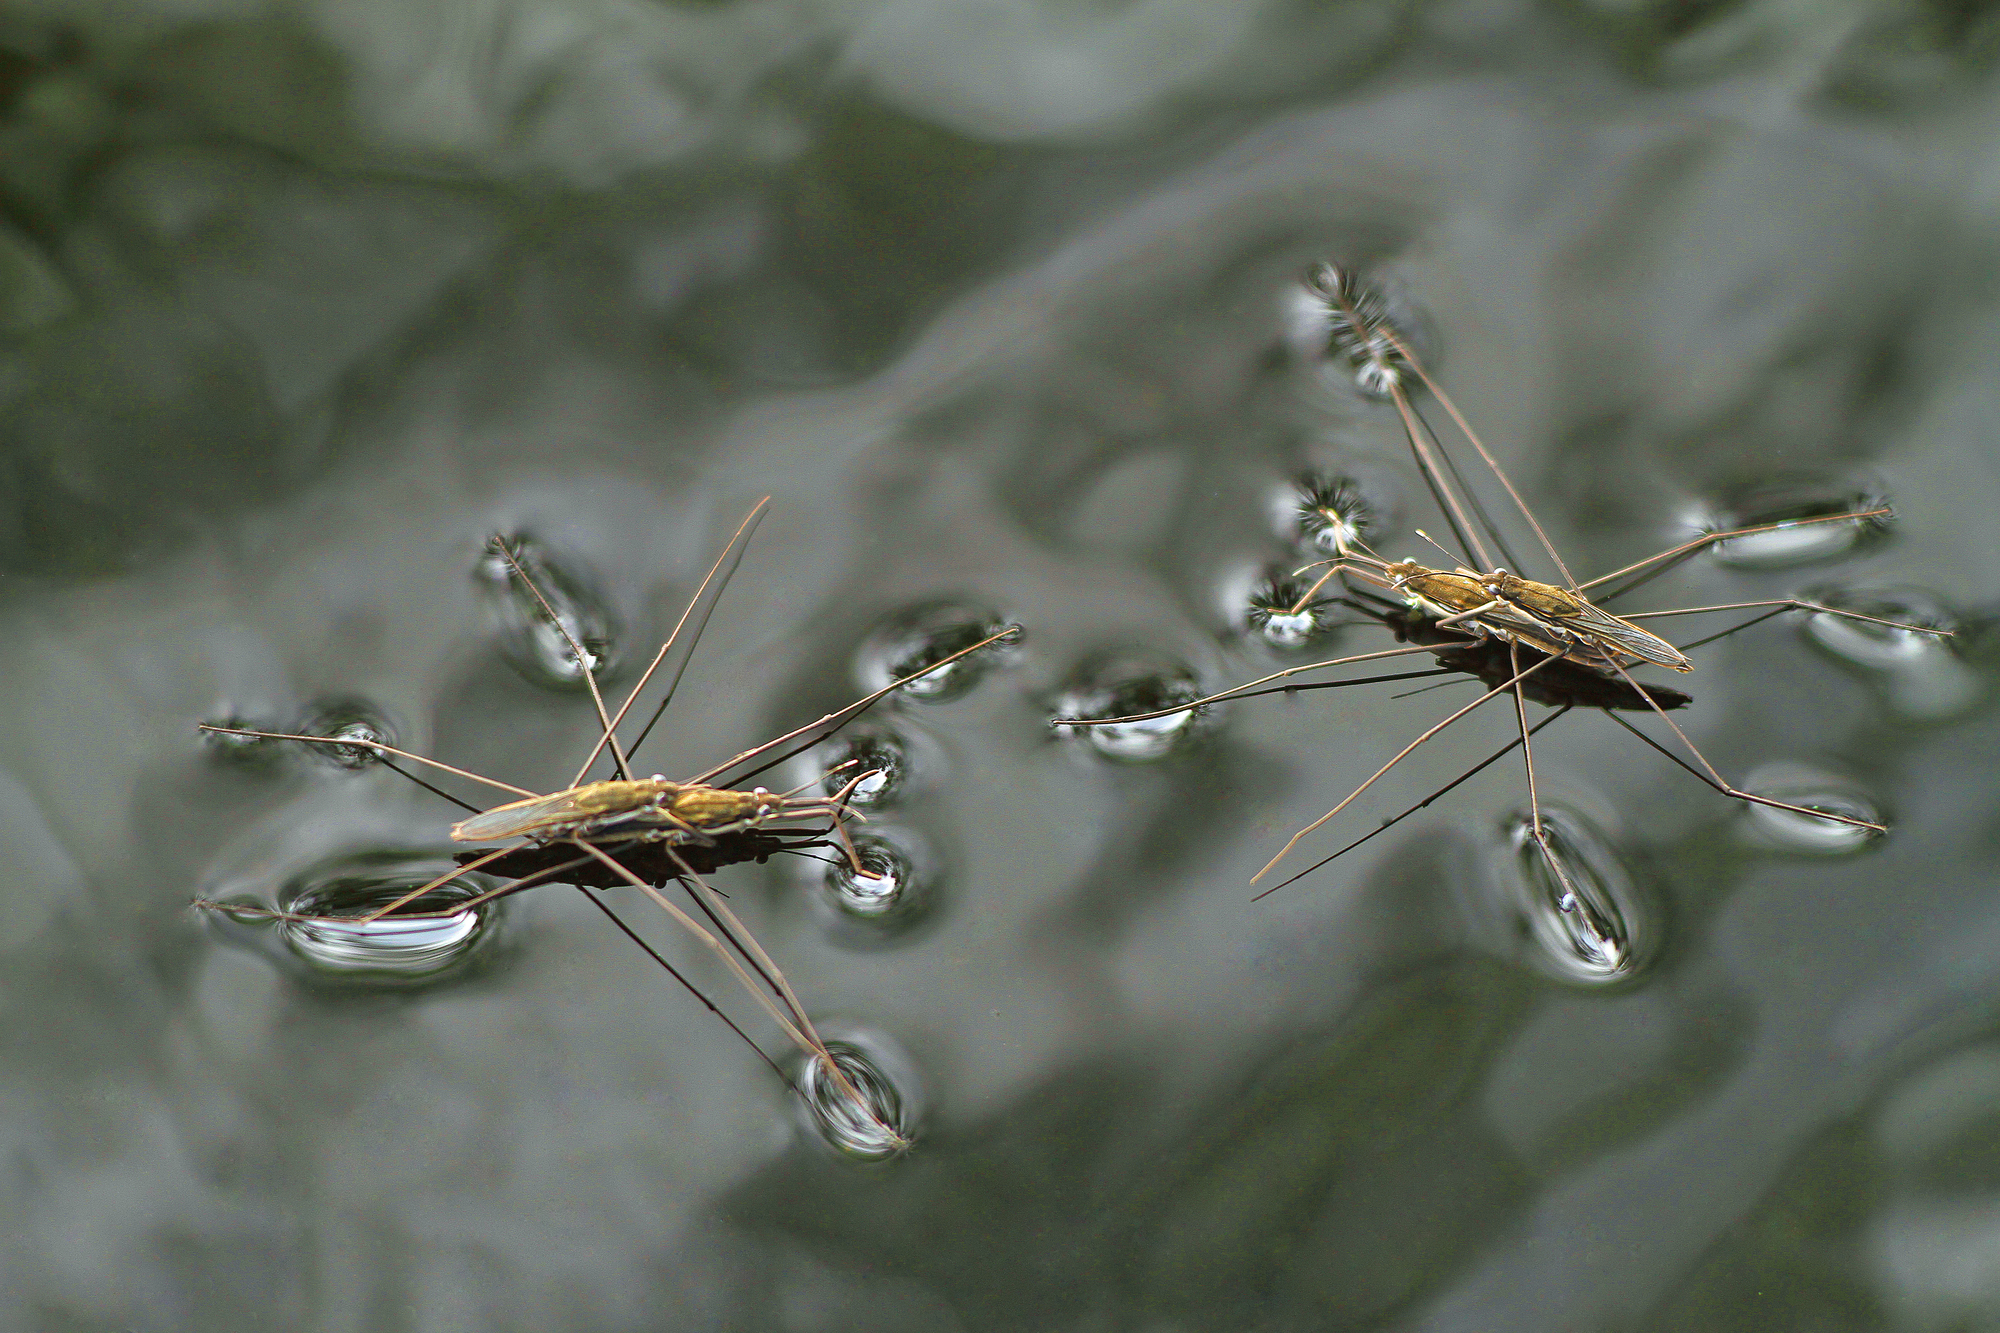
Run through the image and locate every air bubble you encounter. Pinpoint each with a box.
[207,852,503,985]
[1701,478,1892,570]
[293,699,394,770]
[1803,589,1978,720]
[476,534,621,689]
[1740,763,1886,855]
[796,1029,921,1160]
[856,602,1018,703]
[1054,658,1206,762]
[1499,807,1648,984]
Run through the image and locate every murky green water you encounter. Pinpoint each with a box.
[5,2,2000,1328]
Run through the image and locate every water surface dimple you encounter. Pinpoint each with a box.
[1740,762,1887,854]
[1701,476,1893,570]
[1285,262,1426,399]
[293,698,395,769]
[1803,588,1978,719]
[475,533,621,689]
[796,1029,922,1161]
[1499,806,1649,984]
[819,827,932,931]
[1242,567,1337,649]
[1283,469,1384,557]
[199,712,288,768]
[808,724,921,812]
[855,601,1017,702]
[210,851,503,984]
[1053,656,1206,763]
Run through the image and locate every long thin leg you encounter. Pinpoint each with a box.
[1250,652,1564,883]
[569,840,822,1057]
[195,725,537,799]
[492,538,633,781]
[569,882,795,1092]
[687,625,1019,787]
[1574,509,1896,596]
[1598,657,1885,832]
[658,843,893,1140]
[1389,340,1577,589]
[1617,598,1951,636]
[1252,707,1572,900]
[354,845,521,923]
[575,498,772,785]
[1283,559,1381,616]
[1507,642,1587,914]
[1390,381,1497,574]
[1053,644,1449,728]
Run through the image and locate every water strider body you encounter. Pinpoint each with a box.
[448,775,844,846]
[1381,560,1694,674]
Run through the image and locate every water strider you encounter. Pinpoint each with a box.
[198,499,1019,1153]
[1059,263,1954,905]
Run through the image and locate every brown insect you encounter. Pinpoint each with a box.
[1060,263,1952,906]
[199,500,1019,1147]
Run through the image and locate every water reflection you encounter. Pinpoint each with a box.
[797,1029,922,1161]
[293,699,395,770]
[856,601,1016,702]
[475,533,621,689]
[1700,476,1893,570]
[206,851,502,985]
[1804,588,1979,720]
[1053,656,1206,762]
[1740,762,1886,855]
[1498,806,1649,984]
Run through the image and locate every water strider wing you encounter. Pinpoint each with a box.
[450,791,589,842]
[1559,599,1694,672]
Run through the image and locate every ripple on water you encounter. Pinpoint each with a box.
[1700,476,1893,570]
[293,698,395,769]
[807,723,926,812]
[855,601,1018,703]
[200,712,288,768]
[208,851,503,985]
[796,1028,922,1160]
[1242,567,1338,649]
[1285,262,1430,399]
[818,827,934,938]
[1499,806,1651,984]
[1053,655,1206,762]
[1279,468,1391,557]
[475,533,621,689]
[1803,588,1978,720]
[1740,762,1887,855]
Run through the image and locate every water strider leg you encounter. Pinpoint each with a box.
[568,882,795,1091]
[659,843,893,1140]
[570,840,822,1059]
[1598,658,1886,833]
[1053,643,1450,729]
[1250,652,1565,886]
[1618,598,1951,637]
[195,724,537,799]
[1576,509,1898,602]
[690,624,1020,788]
[492,537,634,782]
[578,498,771,783]
[1252,707,1572,901]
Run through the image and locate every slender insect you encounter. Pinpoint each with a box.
[198,500,1020,1145]
[1059,262,1952,902]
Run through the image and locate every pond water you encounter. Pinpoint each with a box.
[4,2,2000,1329]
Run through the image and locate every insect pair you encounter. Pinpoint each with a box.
[199,499,1019,1150]
[1062,262,1950,916]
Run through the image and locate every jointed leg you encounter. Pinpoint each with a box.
[1250,652,1564,886]
[491,538,634,781]
[195,725,537,799]
[1054,643,1450,728]
[1599,659,1886,833]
